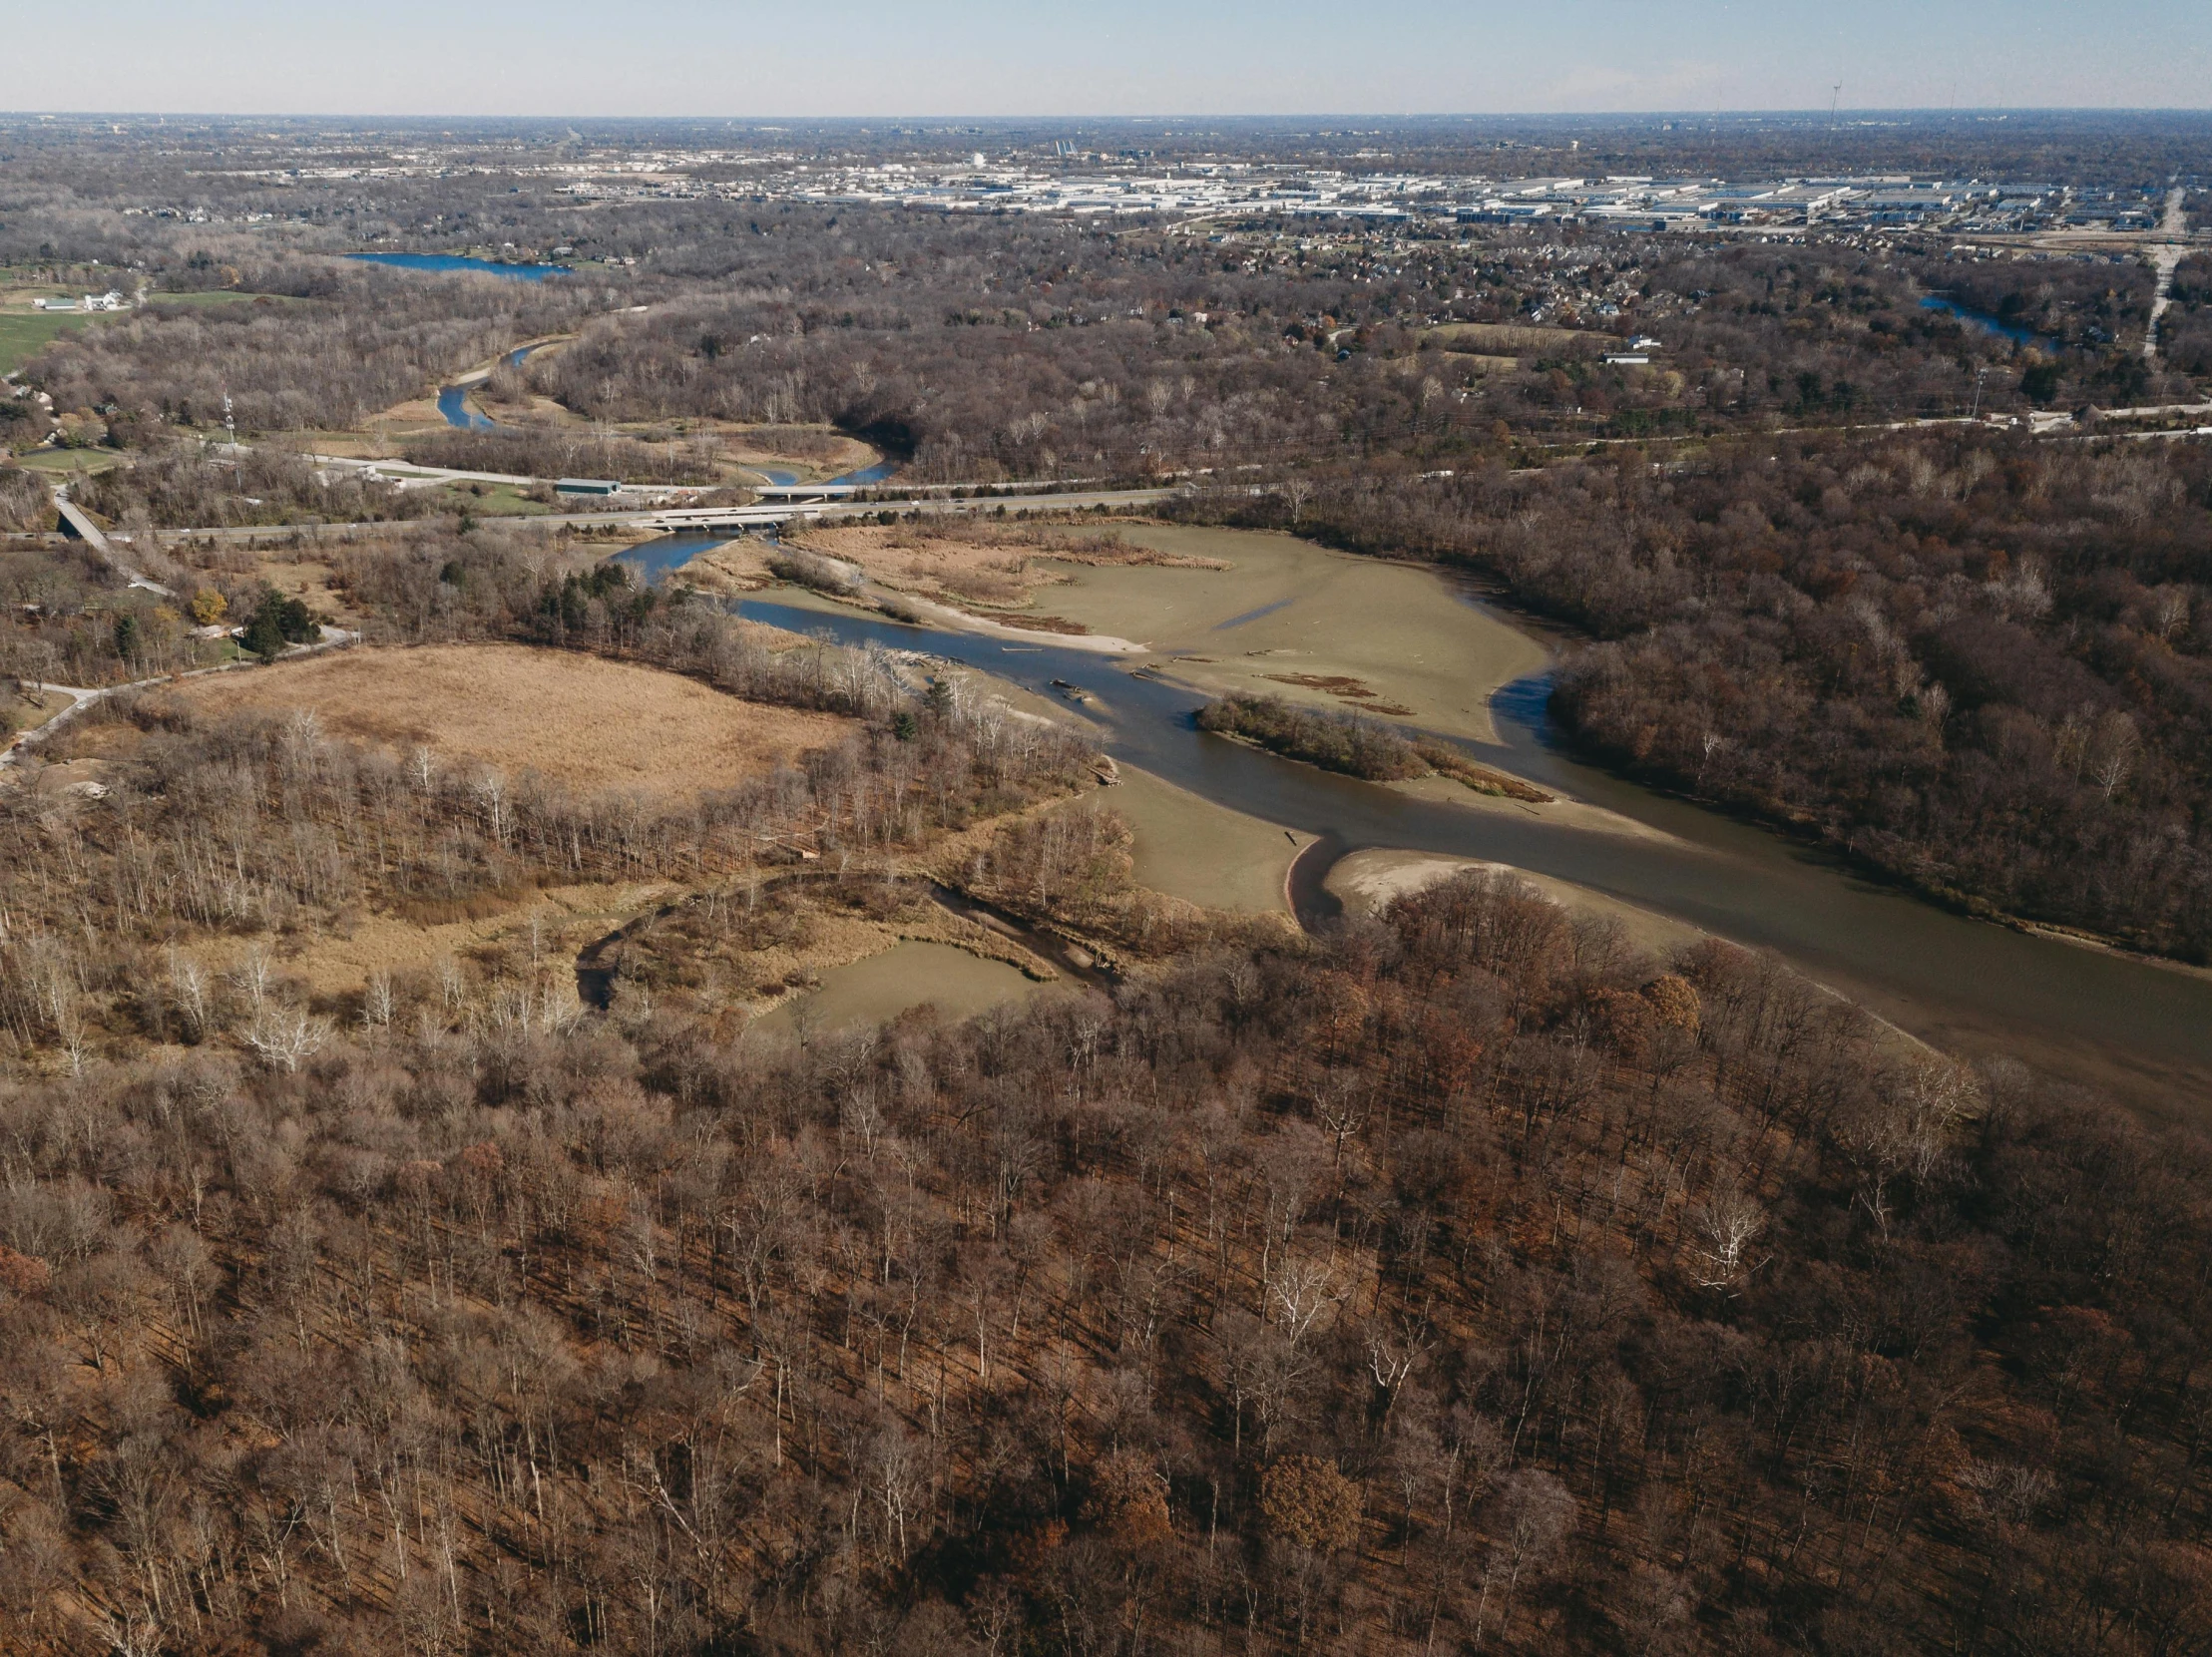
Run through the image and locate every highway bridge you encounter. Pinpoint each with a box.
[161,485,1185,544]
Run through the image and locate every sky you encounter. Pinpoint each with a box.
[8,0,2209,118]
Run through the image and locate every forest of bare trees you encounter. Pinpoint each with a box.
[0,519,2206,1657]
[2,839,2209,1654]
[24,268,594,437]
[17,192,2187,487]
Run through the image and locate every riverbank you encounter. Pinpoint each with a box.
[1106,763,1315,914]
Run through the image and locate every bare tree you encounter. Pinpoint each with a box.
[243,1005,330,1073]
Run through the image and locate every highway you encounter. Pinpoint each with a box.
[304,451,1120,505]
[159,485,1184,543]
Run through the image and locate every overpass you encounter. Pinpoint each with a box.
[52,488,175,596]
[612,485,1175,533]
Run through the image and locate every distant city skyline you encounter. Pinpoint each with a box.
[7,0,2208,119]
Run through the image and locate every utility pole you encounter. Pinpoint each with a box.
[1971,365,1989,420]
[222,389,235,451]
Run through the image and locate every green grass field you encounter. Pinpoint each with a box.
[12,447,120,478]
[0,312,92,374]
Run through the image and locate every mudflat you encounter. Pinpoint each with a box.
[157,642,856,798]
[1036,525,1547,743]
[750,521,1547,739]
[1105,764,1311,913]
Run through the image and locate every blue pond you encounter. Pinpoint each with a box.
[1920,295,2053,350]
[348,252,572,280]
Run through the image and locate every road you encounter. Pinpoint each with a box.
[2,625,360,768]
[1954,184,2199,364]
[305,452,1115,505]
[2144,184,2191,362]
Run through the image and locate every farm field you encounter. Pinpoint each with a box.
[143,290,309,309]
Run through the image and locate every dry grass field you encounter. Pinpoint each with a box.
[157,642,856,797]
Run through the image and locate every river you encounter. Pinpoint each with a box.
[708,587,2212,1123]
[616,531,760,585]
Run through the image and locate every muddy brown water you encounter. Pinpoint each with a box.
[729,594,2212,1127]
[750,943,1041,1038]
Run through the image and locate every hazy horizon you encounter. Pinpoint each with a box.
[8,1,2208,122]
[10,108,2212,122]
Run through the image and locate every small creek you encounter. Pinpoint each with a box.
[425,334,898,474]
[436,342,559,432]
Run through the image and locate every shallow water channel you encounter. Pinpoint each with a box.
[436,343,559,431]
[725,592,2212,1122]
